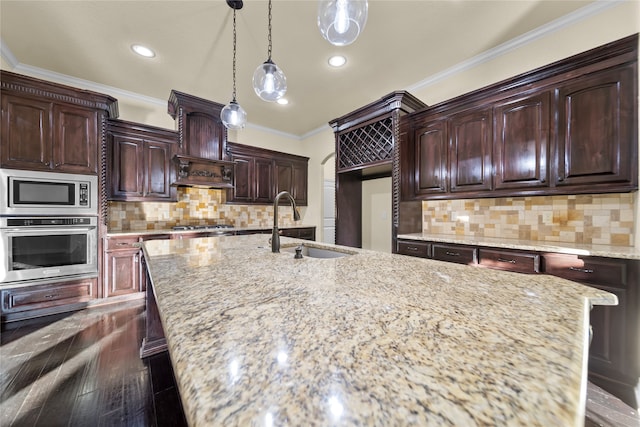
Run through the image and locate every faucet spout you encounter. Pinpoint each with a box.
[272,191,301,253]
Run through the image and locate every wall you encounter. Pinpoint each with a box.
[407,1,640,249]
[362,177,392,252]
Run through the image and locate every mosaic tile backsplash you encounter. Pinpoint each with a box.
[108,187,305,231]
[422,193,636,246]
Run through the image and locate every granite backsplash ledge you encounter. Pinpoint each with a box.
[422,193,636,247]
[108,187,304,231]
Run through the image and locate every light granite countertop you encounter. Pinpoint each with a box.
[142,234,617,426]
[398,233,640,260]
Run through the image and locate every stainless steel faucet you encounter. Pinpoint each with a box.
[272,191,301,253]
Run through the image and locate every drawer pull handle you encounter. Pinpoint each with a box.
[44,294,60,299]
[445,251,460,257]
[116,242,130,246]
[407,246,419,251]
[497,258,516,264]
[569,266,593,274]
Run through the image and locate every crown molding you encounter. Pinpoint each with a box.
[406,0,624,94]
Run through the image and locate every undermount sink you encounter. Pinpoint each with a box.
[281,244,355,259]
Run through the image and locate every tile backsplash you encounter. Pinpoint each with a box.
[422,193,636,246]
[108,187,304,231]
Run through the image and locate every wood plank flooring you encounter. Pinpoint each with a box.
[1,301,638,426]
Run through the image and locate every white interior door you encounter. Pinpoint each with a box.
[322,179,335,244]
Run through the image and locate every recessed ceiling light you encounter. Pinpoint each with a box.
[131,44,155,58]
[328,55,346,67]
[277,98,289,105]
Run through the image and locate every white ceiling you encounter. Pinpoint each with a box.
[1,0,598,137]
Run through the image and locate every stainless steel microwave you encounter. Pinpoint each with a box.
[0,168,98,216]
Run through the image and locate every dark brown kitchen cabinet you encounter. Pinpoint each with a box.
[226,142,309,205]
[397,240,430,258]
[103,234,171,299]
[400,34,637,201]
[449,107,493,193]
[555,65,636,189]
[413,119,448,196]
[106,119,178,201]
[494,92,550,190]
[1,278,98,322]
[168,90,226,161]
[478,248,540,274]
[280,227,316,241]
[543,254,639,408]
[0,70,117,174]
[275,158,308,205]
[226,149,273,204]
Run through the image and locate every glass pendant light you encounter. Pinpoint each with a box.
[253,0,286,102]
[317,0,368,46]
[221,2,247,130]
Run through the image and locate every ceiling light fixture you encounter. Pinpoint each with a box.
[131,44,155,58]
[328,55,347,67]
[252,0,287,102]
[220,0,247,130]
[318,0,368,46]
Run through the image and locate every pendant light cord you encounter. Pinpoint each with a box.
[267,0,272,61]
[232,9,238,102]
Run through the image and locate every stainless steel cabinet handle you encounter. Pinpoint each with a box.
[497,258,516,264]
[406,246,419,251]
[569,266,594,273]
[445,251,460,257]
[44,294,60,299]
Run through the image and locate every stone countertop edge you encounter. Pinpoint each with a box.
[141,234,618,427]
[107,224,315,237]
[397,233,640,260]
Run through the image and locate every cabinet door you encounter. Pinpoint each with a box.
[449,108,493,193]
[556,65,636,187]
[105,249,141,297]
[1,94,52,171]
[109,134,144,199]
[275,160,293,196]
[414,120,448,196]
[52,104,98,174]
[228,153,253,203]
[145,140,175,200]
[494,92,549,190]
[254,157,274,203]
[292,161,308,205]
[183,112,225,160]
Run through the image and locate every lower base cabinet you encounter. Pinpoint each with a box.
[1,278,98,322]
[397,238,639,409]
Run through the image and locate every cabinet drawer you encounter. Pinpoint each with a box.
[1,279,96,313]
[478,249,540,274]
[105,236,140,250]
[432,244,477,265]
[298,228,316,241]
[543,254,626,288]
[397,240,430,258]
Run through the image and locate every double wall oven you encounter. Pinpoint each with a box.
[0,168,99,287]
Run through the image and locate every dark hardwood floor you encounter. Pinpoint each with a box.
[1,301,638,426]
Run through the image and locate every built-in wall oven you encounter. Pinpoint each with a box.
[0,217,98,285]
[0,168,99,286]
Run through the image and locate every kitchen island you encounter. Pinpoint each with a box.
[141,234,617,426]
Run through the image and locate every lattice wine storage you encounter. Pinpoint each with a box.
[337,117,393,171]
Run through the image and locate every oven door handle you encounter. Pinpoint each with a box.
[1,227,96,234]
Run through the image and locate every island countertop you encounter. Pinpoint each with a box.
[142,234,617,426]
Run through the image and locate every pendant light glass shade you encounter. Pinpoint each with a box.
[221,4,247,130]
[221,100,247,130]
[317,0,368,46]
[253,0,286,102]
[253,59,287,102]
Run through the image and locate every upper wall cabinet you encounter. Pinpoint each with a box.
[167,90,226,161]
[226,142,309,205]
[555,65,636,188]
[106,119,178,202]
[1,71,118,174]
[401,34,638,201]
